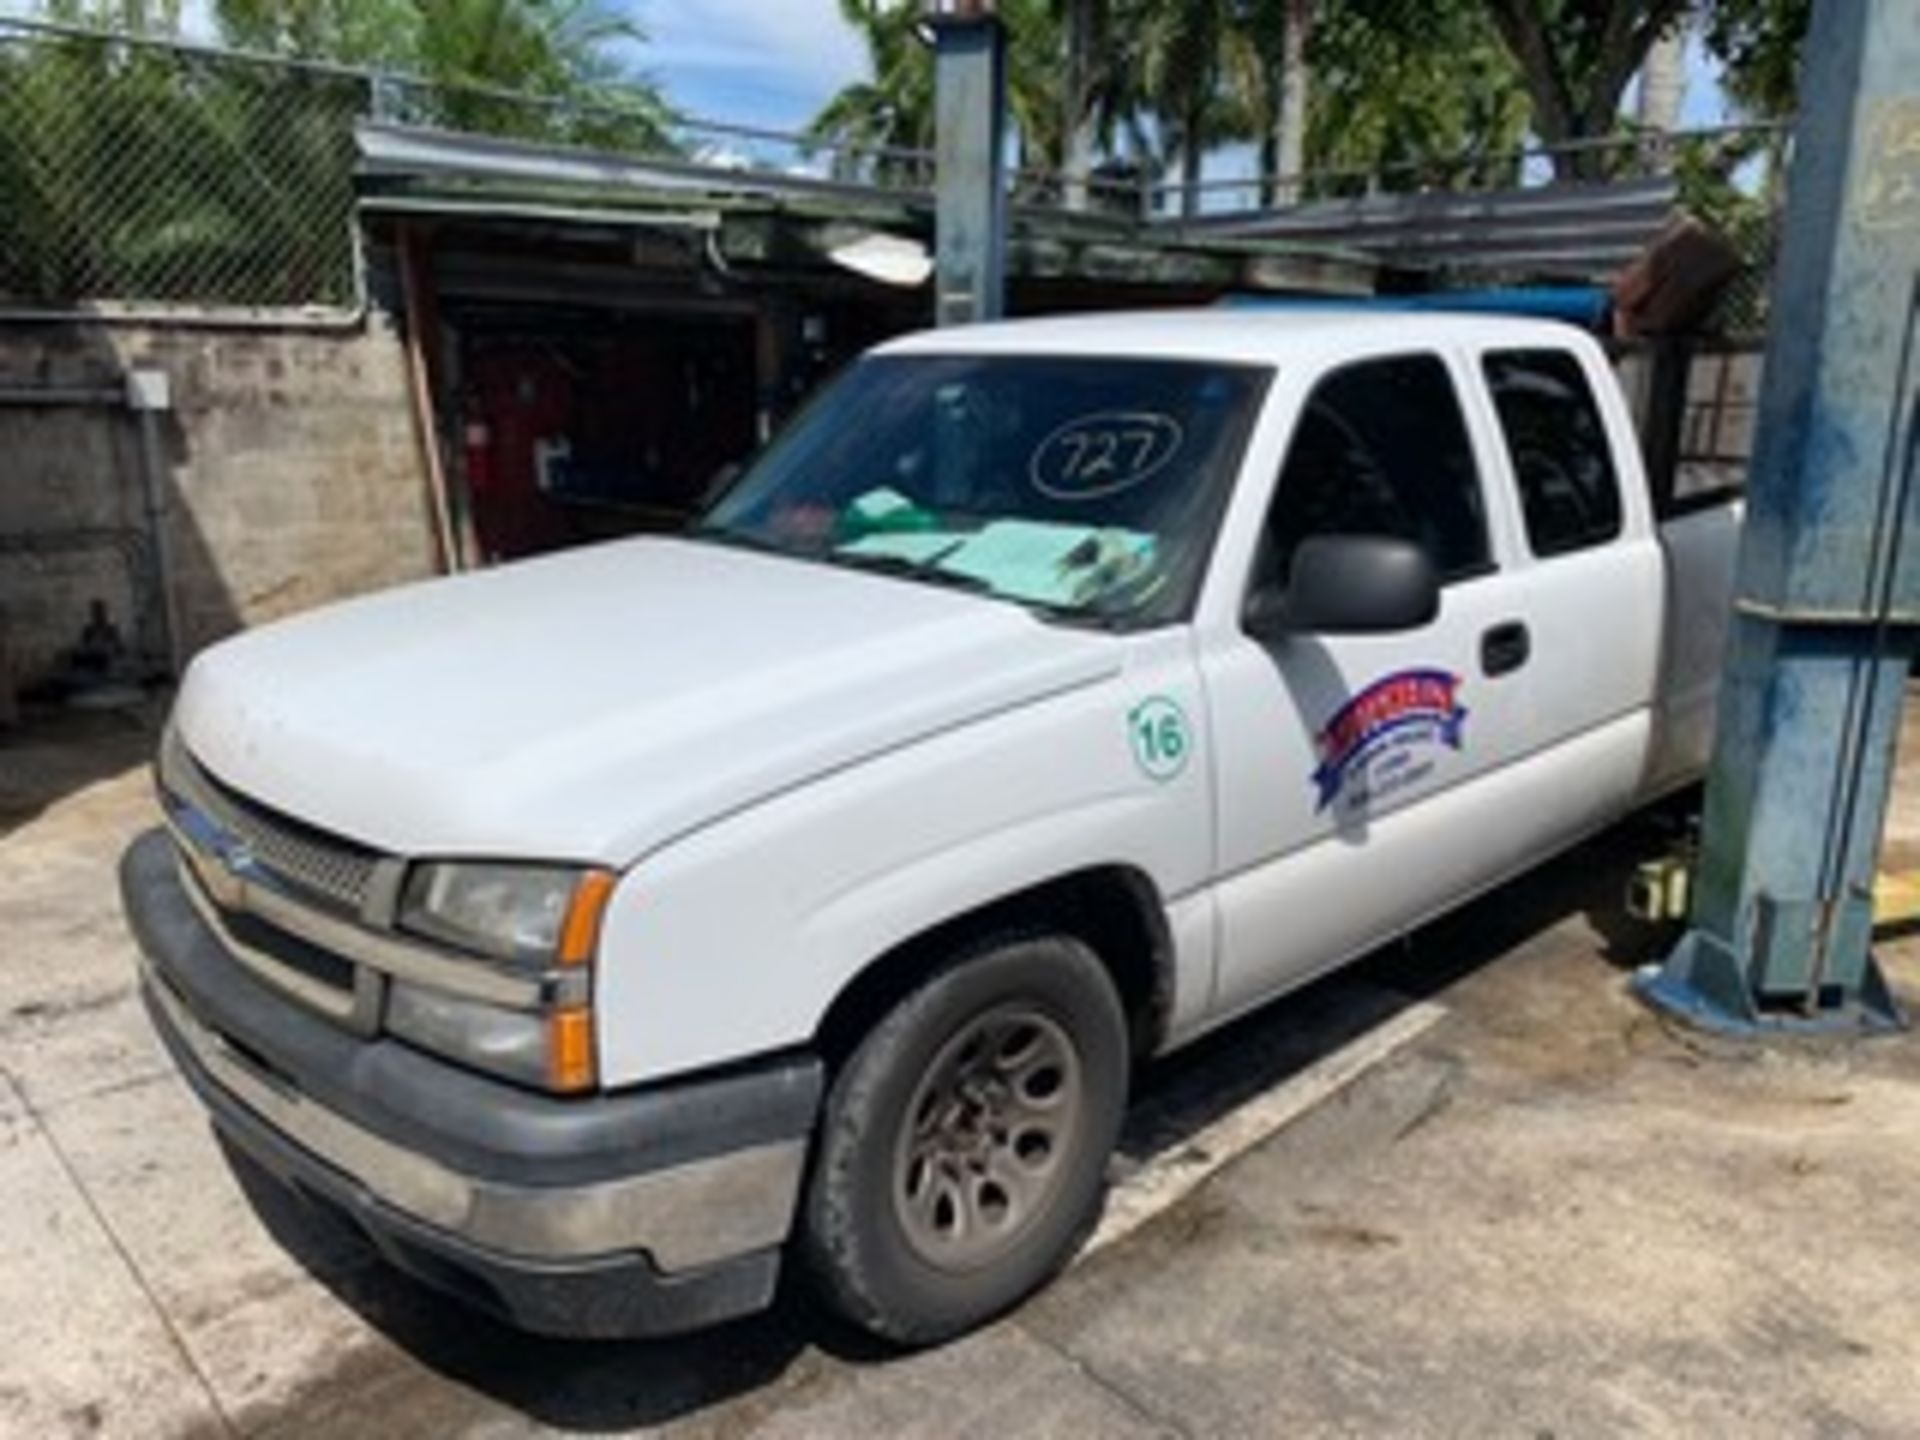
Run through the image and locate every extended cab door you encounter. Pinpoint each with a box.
[1464,341,1664,804]
[1197,345,1651,1023]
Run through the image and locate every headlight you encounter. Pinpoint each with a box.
[388,862,614,1093]
[398,862,583,964]
[386,981,595,1092]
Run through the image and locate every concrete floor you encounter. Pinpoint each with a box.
[8,702,1920,1439]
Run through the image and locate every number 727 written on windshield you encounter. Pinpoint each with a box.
[1030,412,1184,500]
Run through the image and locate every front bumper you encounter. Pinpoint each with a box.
[121,828,822,1338]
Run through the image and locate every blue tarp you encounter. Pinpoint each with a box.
[1216,286,1611,331]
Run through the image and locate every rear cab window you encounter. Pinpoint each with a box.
[1481,349,1624,558]
[1253,352,1492,599]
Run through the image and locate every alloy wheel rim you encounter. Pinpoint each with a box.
[892,1003,1083,1272]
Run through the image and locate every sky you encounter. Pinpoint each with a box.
[633,0,870,132]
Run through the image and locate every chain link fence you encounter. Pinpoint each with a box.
[0,17,871,315]
[1668,127,1789,338]
[0,20,371,310]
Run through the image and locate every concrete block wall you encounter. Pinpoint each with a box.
[0,361,145,689]
[0,313,438,692]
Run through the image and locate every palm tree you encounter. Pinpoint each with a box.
[810,0,1067,188]
[1060,0,1101,207]
[215,0,673,148]
[412,0,667,142]
[1132,0,1254,218]
[1234,0,1310,206]
[807,0,939,182]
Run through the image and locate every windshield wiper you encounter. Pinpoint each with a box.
[818,548,995,596]
[1026,599,1129,632]
[824,550,1136,631]
[695,530,1130,630]
[685,522,793,557]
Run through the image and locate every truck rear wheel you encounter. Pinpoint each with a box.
[800,934,1128,1345]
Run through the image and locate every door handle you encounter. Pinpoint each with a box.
[1481,621,1530,677]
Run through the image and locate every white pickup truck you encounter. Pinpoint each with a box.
[123,311,1740,1345]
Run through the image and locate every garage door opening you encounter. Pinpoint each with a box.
[451,306,758,563]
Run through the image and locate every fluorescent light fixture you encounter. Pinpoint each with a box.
[828,232,934,288]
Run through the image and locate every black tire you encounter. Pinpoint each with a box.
[800,933,1129,1346]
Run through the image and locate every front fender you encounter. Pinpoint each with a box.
[593,658,1214,1084]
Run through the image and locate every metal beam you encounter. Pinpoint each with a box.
[1635,0,1920,1036]
[357,121,925,210]
[929,3,1008,326]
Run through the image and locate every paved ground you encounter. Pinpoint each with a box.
[9,700,1920,1438]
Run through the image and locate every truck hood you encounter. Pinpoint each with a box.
[173,538,1122,864]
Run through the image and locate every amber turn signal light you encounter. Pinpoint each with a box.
[547,1006,597,1093]
[558,870,616,966]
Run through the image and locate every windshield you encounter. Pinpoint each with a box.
[694,354,1270,628]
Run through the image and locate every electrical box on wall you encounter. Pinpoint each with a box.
[125,369,172,413]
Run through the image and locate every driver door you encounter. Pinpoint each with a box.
[1201,351,1556,1021]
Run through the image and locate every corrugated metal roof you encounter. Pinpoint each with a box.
[351,121,1382,298]
[1169,178,1679,279]
[356,121,919,210]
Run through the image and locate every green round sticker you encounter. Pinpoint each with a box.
[1128,696,1190,781]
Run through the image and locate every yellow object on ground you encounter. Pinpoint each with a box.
[1874,870,1920,929]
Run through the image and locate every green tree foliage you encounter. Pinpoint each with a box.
[1305,0,1530,196]
[1683,0,1806,330]
[214,0,673,146]
[1480,0,1692,175]
[812,0,1554,213]
[1234,0,1310,205]
[807,0,1267,210]
[806,0,939,175]
[42,0,185,35]
[1133,0,1249,214]
[204,0,408,63]
[1701,0,1808,119]
[807,0,1064,182]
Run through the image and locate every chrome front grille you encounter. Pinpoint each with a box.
[154,726,550,1032]
[159,730,378,915]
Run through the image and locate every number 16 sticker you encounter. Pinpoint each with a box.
[1128,696,1191,782]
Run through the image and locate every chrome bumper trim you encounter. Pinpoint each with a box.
[147,969,805,1272]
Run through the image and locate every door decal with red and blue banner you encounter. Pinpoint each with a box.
[1312,669,1468,813]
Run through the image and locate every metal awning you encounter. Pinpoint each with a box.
[353,121,1380,297]
[1170,178,1681,278]
[356,121,923,210]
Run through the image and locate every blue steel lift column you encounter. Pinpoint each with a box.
[928,0,1008,327]
[1635,0,1920,1035]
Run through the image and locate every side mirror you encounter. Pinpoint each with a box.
[1243,535,1440,639]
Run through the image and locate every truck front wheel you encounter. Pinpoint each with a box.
[800,933,1129,1345]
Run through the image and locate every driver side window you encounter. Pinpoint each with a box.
[1255,354,1492,596]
